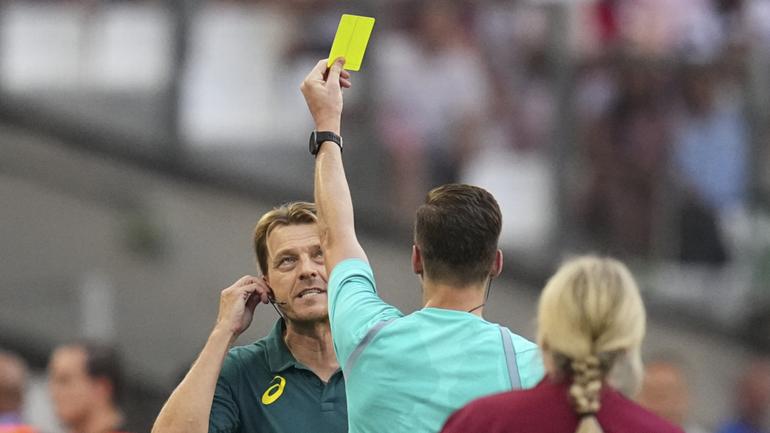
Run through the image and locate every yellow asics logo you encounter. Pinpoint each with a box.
[261,375,286,405]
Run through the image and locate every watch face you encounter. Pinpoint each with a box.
[309,130,319,155]
[309,130,341,155]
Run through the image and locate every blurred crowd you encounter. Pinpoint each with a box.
[0,344,125,433]
[4,0,769,263]
[637,354,770,433]
[1,345,768,433]
[207,0,769,263]
[361,0,765,263]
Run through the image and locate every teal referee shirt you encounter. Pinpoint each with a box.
[209,319,347,433]
[329,259,545,433]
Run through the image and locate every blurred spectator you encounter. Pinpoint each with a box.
[375,0,489,216]
[48,342,128,433]
[594,0,621,45]
[458,66,556,252]
[616,0,722,57]
[579,56,671,257]
[575,54,618,124]
[717,358,770,433]
[637,354,710,433]
[0,350,36,433]
[743,0,770,51]
[457,2,556,252]
[471,0,554,154]
[716,0,747,44]
[671,62,748,263]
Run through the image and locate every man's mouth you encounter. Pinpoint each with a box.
[296,287,326,299]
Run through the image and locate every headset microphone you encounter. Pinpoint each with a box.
[261,276,287,318]
[268,296,286,319]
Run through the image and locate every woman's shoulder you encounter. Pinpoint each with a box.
[600,388,687,433]
[441,379,573,433]
[440,390,531,433]
[469,378,566,410]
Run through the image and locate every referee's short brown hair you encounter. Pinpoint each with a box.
[414,184,502,286]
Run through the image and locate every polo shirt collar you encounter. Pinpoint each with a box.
[265,318,301,373]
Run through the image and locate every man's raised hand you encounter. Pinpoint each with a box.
[300,58,350,135]
[215,275,272,342]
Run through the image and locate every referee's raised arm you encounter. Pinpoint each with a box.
[299,57,544,433]
[300,57,367,273]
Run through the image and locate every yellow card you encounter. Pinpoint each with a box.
[327,14,375,72]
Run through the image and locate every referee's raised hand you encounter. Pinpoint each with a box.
[300,57,351,136]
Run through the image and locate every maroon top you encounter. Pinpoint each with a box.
[441,378,685,433]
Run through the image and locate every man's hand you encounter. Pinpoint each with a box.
[154,275,272,433]
[214,275,271,341]
[300,58,351,135]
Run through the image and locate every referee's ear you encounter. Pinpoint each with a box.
[490,249,503,278]
[411,245,424,276]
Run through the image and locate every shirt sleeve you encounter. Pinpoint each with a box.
[208,352,240,433]
[328,258,403,367]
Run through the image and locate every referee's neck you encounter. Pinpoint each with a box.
[422,279,487,316]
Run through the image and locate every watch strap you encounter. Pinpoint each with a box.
[310,130,343,156]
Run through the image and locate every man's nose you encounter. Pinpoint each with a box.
[298,256,318,279]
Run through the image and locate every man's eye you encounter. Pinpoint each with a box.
[279,257,296,266]
[314,250,324,258]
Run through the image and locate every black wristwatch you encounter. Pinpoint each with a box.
[309,130,343,156]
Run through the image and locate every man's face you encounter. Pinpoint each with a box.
[265,223,328,324]
[48,346,97,427]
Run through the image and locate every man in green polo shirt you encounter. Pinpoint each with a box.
[152,202,347,433]
[300,59,545,433]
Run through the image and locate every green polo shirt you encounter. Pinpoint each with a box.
[209,319,347,433]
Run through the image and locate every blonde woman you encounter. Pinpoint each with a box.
[441,256,684,433]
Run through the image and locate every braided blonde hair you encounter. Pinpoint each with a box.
[537,256,646,433]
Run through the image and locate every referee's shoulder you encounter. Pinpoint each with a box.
[505,329,539,353]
